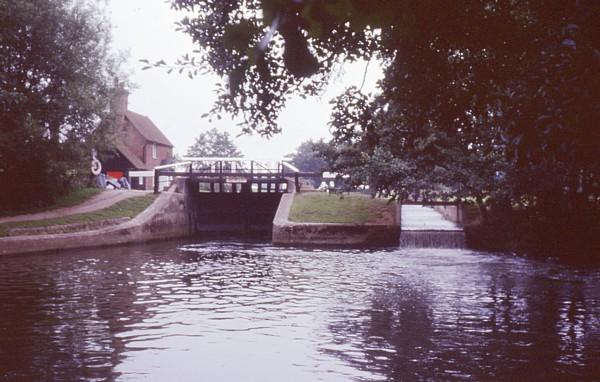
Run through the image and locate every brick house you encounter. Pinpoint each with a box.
[103,91,174,190]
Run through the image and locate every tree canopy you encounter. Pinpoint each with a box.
[169,0,600,253]
[186,127,242,157]
[0,0,122,210]
[287,139,327,172]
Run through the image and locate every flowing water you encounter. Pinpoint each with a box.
[400,205,466,248]
[1,241,599,381]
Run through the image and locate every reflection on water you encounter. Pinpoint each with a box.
[0,242,599,381]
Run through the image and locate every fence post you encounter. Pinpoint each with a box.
[154,168,160,194]
[294,172,300,193]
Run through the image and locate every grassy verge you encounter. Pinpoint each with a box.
[289,192,396,224]
[0,194,157,237]
[0,188,104,218]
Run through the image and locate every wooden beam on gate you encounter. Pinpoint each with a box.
[294,172,322,178]
[153,171,256,177]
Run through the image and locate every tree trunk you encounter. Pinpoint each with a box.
[476,195,488,223]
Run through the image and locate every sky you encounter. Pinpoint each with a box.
[106,0,381,159]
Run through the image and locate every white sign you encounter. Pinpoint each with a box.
[226,177,248,183]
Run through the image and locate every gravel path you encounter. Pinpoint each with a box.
[0,190,150,224]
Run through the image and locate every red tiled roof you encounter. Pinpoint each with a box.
[125,110,173,147]
[115,141,149,170]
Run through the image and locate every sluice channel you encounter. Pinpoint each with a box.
[399,230,466,248]
[400,204,466,248]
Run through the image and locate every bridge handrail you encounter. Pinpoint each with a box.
[181,157,283,174]
[153,158,315,194]
[252,160,273,173]
[154,161,192,170]
[281,161,300,173]
[182,156,247,162]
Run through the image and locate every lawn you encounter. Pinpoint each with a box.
[0,187,104,218]
[289,192,396,224]
[0,194,157,237]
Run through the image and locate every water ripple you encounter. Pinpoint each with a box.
[0,241,599,381]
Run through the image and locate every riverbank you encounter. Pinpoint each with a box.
[0,187,102,219]
[273,193,400,246]
[459,201,600,262]
[0,193,156,237]
[0,190,187,256]
[0,189,147,224]
[3,190,468,254]
[10,187,581,257]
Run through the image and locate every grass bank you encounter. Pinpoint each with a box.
[0,194,157,237]
[0,188,103,218]
[289,192,396,224]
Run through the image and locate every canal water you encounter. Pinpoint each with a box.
[1,241,599,381]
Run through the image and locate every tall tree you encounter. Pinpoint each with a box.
[186,127,242,157]
[168,1,600,253]
[287,139,327,172]
[0,0,122,211]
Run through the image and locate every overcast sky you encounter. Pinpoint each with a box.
[106,0,381,159]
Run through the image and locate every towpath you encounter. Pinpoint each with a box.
[0,190,149,224]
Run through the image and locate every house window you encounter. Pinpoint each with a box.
[152,143,157,159]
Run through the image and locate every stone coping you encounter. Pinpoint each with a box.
[8,217,131,236]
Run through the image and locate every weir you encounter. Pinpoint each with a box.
[400,204,466,248]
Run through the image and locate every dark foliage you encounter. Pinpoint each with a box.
[169,0,600,255]
[287,139,327,172]
[0,0,122,211]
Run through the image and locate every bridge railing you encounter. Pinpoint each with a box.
[153,158,320,194]
[183,157,284,176]
[151,161,192,193]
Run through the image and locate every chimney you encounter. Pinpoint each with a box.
[111,82,129,127]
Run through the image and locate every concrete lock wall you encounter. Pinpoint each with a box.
[432,205,463,226]
[272,194,400,246]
